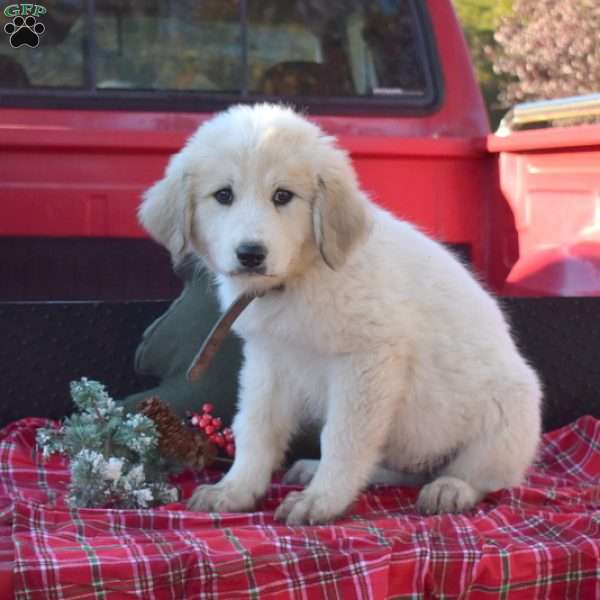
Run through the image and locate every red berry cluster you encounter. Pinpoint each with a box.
[189,403,235,457]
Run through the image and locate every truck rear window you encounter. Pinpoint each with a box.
[0,0,437,112]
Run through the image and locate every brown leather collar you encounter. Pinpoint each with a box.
[186,285,284,382]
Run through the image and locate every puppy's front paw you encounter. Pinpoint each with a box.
[274,490,348,525]
[187,482,257,513]
[416,476,480,515]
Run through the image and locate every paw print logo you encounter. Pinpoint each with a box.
[4,15,45,48]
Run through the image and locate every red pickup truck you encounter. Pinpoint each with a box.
[1,3,599,598]
[1,0,599,300]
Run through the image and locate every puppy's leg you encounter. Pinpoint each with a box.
[417,385,541,514]
[275,354,407,525]
[284,459,427,487]
[188,349,296,512]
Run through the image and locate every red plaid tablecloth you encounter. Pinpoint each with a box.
[0,417,598,599]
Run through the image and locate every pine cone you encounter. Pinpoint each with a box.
[139,397,216,470]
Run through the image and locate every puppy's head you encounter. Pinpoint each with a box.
[139,104,369,293]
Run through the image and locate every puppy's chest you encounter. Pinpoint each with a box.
[266,341,330,422]
[235,297,312,341]
[230,292,369,355]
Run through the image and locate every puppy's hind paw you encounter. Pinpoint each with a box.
[416,476,481,515]
[187,483,257,513]
[282,459,319,486]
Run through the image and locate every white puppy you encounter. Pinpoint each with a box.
[139,104,542,525]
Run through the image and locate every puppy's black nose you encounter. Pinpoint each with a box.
[236,242,267,269]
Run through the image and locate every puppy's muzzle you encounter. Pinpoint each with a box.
[236,242,267,271]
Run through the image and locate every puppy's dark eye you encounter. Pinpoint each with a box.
[214,187,234,206]
[273,188,294,206]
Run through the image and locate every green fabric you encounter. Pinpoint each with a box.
[120,264,242,425]
[120,260,320,462]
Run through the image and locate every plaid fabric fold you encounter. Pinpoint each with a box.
[0,416,598,599]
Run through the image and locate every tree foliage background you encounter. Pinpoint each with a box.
[453,0,600,127]
[452,0,513,127]
[492,0,600,105]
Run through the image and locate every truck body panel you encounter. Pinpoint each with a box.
[0,0,598,298]
[489,124,600,295]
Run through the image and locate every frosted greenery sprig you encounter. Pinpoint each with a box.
[36,378,178,509]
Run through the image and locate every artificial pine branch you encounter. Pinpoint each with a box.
[37,378,179,509]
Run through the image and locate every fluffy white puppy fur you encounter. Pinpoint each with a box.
[139,104,542,525]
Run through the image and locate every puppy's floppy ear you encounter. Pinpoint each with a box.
[312,145,369,270]
[138,159,194,265]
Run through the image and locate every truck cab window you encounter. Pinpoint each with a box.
[0,0,84,88]
[0,0,433,107]
[247,1,427,97]
[94,1,241,92]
